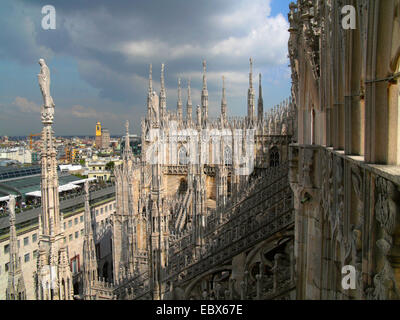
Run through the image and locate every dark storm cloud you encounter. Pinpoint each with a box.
[1,0,290,135]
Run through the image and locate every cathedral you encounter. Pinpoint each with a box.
[108,58,296,300]
[3,0,400,300]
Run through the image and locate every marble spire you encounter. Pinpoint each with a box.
[221,76,227,123]
[186,78,192,124]
[177,78,183,123]
[6,195,26,300]
[201,60,209,126]
[82,180,98,299]
[123,120,133,161]
[36,58,72,300]
[247,58,256,123]
[160,64,166,121]
[258,73,264,124]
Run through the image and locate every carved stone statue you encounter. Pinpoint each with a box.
[38,58,55,123]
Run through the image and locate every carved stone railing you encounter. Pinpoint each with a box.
[163,165,188,175]
[113,271,150,299]
[92,278,115,300]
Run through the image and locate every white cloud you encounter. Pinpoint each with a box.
[12,97,41,113]
[71,104,121,121]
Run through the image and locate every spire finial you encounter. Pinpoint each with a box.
[125,120,129,136]
[186,78,192,123]
[249,57,253,89]
[161,63,165,90]
[177,78,183,122]
[178,78,182,102]
[222,75,226,101]
[257,73,264,123]
[149,64,153,93]
[187,78,192,103]
[202,60,207,89]
[221,75,227,121]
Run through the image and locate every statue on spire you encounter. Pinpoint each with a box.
[38,58,55,124]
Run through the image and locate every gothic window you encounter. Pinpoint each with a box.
[270,147,280,167]
[224,146,232,165]
[71,255,80,274]
[179,146,189,165]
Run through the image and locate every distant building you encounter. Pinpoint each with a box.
[0,147,32,164]
[95,121,102,148]
[101,129,110,149]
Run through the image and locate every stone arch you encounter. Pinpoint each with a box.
[184,265,232,299]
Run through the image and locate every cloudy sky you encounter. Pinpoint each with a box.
[0,0,292,136]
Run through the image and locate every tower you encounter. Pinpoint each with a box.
[6,195,26,300]
[95,122,102,148]
[82,181,98,300]
[36,58,73,300]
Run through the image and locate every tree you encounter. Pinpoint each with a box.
[105,161,115,171]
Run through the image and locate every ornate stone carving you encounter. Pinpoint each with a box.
[367,177,400,300]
